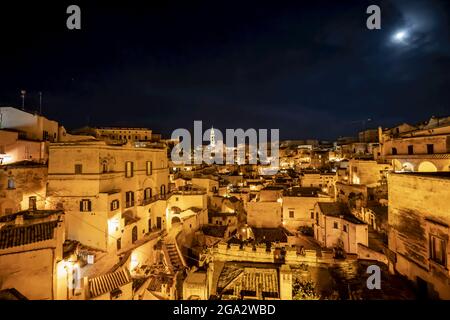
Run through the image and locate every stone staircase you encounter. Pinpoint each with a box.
[164,242,184,272]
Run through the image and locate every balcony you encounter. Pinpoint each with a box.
[140,193,171,206]
[385,153,450,160]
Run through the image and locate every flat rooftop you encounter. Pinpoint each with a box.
[394,172,450,180]
[283,187,322,197]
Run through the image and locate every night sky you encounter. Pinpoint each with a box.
[0,0,449,140]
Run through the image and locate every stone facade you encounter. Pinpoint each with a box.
[46,140,169,252]
[388,172,450,299]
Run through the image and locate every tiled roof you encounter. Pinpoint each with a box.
[283,187,321,197]
[252,228,288,243]
[88,268,131,298]
[0,210,63,223]
[0,221,58,250]
[209,211,236,217]
[0,288,28,300]
[318,202,365,224]
[219,266,279,298]
[202,225,227,238]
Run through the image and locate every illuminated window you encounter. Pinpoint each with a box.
[125,191,135,207]
[144,188,152,200]
[7,177,15,189]
[430,235,446,266]
[80,199,92,212]
[110,200,119,211]
[29,196,37,210]
[125,161,134,178]
[102,161,108,173]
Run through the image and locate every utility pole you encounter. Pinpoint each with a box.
[20,90,26,110]
[39,92,43,114]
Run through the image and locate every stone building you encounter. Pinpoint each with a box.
[387,172,450,299]
[347,159,391,186]
[46,140,169,253]
[0,106,63,165]
[183,270,208,299]
[281,187,333,231]
[0,161,47,215]
[314,202,368,254]
[0,130,46,164]
[0,210,72,300]
[246,201,282,228]
[300,172,337,196]
[380,116,450,172]
[71,126,157,144]
[0,106,59,142]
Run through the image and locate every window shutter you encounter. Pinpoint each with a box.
[80,201,83,212]
[88,200,92,211]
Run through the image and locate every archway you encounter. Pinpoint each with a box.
[171,206,181,214]
[418,161,438,172]
[402,162,414,172]
[171,216,181,225]
[392,159,403,172]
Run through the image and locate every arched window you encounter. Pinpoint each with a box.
[102,160,108,173]
[171,216,181,224]
[144,188,152,200]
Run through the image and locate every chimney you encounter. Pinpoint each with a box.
[15,214,24,226]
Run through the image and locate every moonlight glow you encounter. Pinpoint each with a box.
[393,30,408,43]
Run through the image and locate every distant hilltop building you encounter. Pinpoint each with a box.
[71,126,161,144]
[210,127,216,147]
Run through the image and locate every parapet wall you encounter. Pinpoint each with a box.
[209,242,358,266]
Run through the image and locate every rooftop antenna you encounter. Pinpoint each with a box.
[20,90,26,110]
[39,92,42,114]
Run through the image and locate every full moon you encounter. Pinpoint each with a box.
[393,30,408,43]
